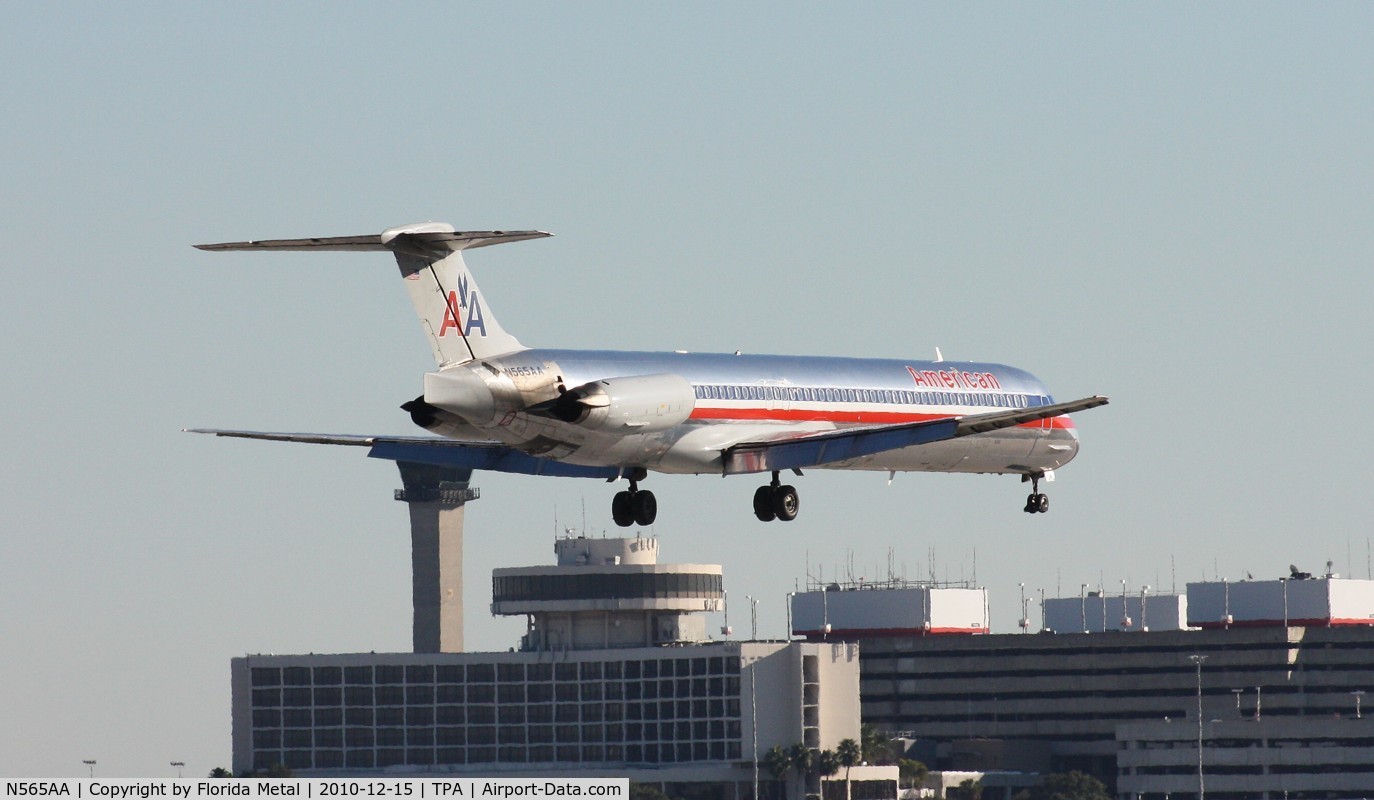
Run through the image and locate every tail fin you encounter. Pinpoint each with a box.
[196,222,549,366]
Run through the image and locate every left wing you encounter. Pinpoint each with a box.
[721,395,1108,474]
[183,429,621,479]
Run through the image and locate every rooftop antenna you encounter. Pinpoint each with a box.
[1172,556,1177,594]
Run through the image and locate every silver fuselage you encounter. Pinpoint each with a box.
[423,348,1079,477]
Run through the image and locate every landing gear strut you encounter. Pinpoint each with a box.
[1023,473,1049,514]
[753,471,800,522]
[612,469,656,527]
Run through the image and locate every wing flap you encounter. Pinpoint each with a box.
[721,395,1108,474]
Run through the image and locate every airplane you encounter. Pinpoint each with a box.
[190,222,1107,525]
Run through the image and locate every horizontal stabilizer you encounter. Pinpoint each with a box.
[194,227,551,255]
[722,395,1108,474]
[183,428,618,479]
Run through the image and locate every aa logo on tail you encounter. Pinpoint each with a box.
[438,275,488,337]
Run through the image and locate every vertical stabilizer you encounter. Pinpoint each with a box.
[382,223,538,366]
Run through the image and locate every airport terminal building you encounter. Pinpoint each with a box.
[230,535,890,799]
[232,640,858,778]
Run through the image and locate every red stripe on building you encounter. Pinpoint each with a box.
[794,627,989,638]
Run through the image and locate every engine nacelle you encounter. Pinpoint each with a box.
[402,396,485,440]
[423,367,498,425]
[550,373,696,434]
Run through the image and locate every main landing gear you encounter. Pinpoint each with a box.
[753,471,800,522]
[612,468,657,527]
[1023,473,1050,514]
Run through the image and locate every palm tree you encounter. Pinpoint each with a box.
[836,738,861,782]
[815,750,841,800]
[763,745,792,798]
[897,759,929,791]
[859,724,892,765]
[788,743,814,800]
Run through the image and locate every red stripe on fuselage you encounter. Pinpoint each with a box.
[688,406,1076,429]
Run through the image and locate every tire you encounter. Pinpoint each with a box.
[773,485,800,521]
[1024,494,1038,514]
[633,490,658,526]
[1036,493,1049,513]
[753,486,776,522]
[611,491,635,527]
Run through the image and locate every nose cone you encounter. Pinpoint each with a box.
[424,367,496,425]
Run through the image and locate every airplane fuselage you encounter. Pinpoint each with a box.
[195,222,1103,524]
[421,348,1079,478]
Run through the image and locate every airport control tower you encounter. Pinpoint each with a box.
[492,534,724,651]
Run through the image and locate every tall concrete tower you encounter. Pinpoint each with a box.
[393,462,478,653]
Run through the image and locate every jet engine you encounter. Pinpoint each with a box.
[548,373,696,433]
[401,396,484,440]
[422,367,498,425]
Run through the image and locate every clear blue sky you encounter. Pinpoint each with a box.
[3,1,1373,779]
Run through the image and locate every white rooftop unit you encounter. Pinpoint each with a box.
[1186,576,1374,629]
[1043,593,1188,633]
[791,584,988,639]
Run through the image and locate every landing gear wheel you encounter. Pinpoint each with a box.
[772,485,800,522]
[633,490,658,526]
[1022,474,1049,514]
[753,486,777,522]
[612,491,635,527]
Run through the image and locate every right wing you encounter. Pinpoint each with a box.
[721,395,1108,474]
[184,429,621,479]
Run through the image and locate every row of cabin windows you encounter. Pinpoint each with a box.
[693,384,1046,408]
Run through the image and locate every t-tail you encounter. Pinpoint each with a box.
[194,222,547,366]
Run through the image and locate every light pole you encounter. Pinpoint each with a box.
[171,761,185,778]
[1255,685,1262,721]
[785,592,794,640]
[1039,588,1046,632]
[1080,583,1089,633]
[1019,583,1027,633]
[1353,690,1366,719]
[1189,655,1208,800]
[1100,583,1107,631]
[1232,688,1244,715]
[745,595,758,640]
[82,760,96,779]
[1141,586,1150,632]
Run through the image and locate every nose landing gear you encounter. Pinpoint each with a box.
[753,471,800,522]
[612,468,657,527]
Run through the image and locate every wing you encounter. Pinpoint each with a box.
[720,395,1109,474]
[184,429,621,479]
